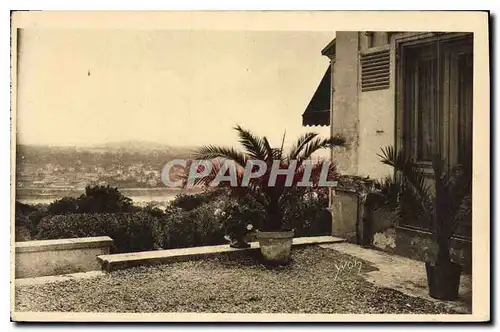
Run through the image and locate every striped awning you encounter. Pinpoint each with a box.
[302,66,331,127]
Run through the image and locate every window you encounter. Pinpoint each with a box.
[404,44,438,165]
[401,35,473,168]
[398,34,473,238]
[453,48,473,166]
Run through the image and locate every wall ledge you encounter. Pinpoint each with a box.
[16,236,114,253]
[395,225,472,244]
[98,236,345,272]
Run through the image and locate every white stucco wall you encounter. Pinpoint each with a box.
[331,32,360,175]
[357,89,394,179]
[356,32,398,180]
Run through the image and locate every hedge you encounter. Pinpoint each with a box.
[162,204,226,249]
[35,212,163,253]
[27,188,332,253]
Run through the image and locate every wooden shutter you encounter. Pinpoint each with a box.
[360,49,390,92]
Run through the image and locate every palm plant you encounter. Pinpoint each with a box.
[186,125,346,232]
[378,146,472,264]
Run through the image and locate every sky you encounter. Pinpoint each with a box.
[16,29,334,150]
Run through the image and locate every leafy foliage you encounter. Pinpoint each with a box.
[216,199,259,243]
[14,202,49,240]
[285,187,331,237]
[169,191,219,211]
[187,125,345,231]
[47,197,80,214]
[77,185,134,213]
[46,185,134,214]
[377,146,472,263]
[35,212,164,253]
[162,203,226,249]
[18,180,332,251]
[15,214,32,241]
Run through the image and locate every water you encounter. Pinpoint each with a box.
[17,194,177,207]
[15,187,200,207]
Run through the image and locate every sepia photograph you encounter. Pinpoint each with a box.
[10,11,490,322]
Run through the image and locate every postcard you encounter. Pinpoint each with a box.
[10,10,490,323]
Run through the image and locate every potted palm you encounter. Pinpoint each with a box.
[187,125,345,264]
[378,146,472,300]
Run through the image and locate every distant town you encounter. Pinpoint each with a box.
[17,159,164,189]
[15,141,199,203]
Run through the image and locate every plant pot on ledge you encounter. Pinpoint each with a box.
[256,230,294,265]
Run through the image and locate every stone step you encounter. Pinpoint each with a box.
[98,236,344,272]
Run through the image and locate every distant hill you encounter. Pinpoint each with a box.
[16,141,198,157]
[91,140,198,154]
[15,142,200,171]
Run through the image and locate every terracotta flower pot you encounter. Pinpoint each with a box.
[256,230,294,264]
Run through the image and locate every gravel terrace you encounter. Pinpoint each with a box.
[15,246,467,314]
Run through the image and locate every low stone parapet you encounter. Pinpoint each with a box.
[15,236,114,278]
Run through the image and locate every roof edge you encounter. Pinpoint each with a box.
[321,38,336,58]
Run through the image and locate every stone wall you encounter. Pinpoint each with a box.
[15,236,113,278]
[330,189,359,242]
[330,189,472,274]
[372,226,472,273]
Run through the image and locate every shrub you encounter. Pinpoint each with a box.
[140,202,166,218]
[45,185,134,215]
[216,200,258,244]
[35,212,163,253]
[168,190,224,211]
[125,213,164,252]
[15,201,38,215]
[336,174,376,192]
[286,190,331,237]
[14,201,49,239]
[167,189,331,245]
[47,197,79,214]
[27,186,331,253]
[189,203,227,246]
[163,207,225,249]
[77,185,134,213]
[226,188,331,237]
[162,202,226,249]
[168,188,331,245]
[15,214,32,241]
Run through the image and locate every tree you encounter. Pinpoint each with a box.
[77,185,133,213]
[187,125,345,232]
[47,197,79,214]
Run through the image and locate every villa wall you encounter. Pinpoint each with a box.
[329,31,396,180]
[356,32,395,179]
[357,82,394,179]
[328,31,472,274]
[15,236,113,278]
[331,191,472,274]
[373,226,472,273]
[330,188,359,242]
[331,32,360,176]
